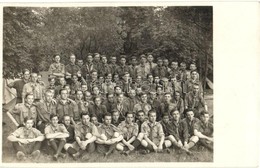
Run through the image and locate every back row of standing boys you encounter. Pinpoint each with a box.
[6,53,213,161]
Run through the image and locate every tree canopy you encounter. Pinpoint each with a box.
[3,6,213,85]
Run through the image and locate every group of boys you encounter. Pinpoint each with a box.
[6,52,213,161]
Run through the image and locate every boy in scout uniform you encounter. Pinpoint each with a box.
[44,114,69,161]
[7,117,44,160]
[140,110,165,154]
[96,113,123,157]
[7,93,37,127]
[116,112,138,152]
[67,112,98,160]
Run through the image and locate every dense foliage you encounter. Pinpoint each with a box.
[3,6,213,86]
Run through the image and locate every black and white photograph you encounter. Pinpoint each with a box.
[2,5,214,163]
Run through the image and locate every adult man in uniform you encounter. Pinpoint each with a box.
[48,55,65,78]
[7,69,30,104]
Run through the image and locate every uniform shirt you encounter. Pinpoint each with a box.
[65,64,81,75]
[141,120,164,145]
[99,63,112,77]
[172,98,184,114]
[48,63,65,76]
[45,123,69,135]
[136,119,145,133]
[11,127,43,139]
[109,63,118,75]
[178,69,189,82]
[159,102,177,120]
[184,79,203,94]
[181,117,201,137]
[135,64,150,79]
[145,62,157,73]
[88,104,107,123]
[112,119,121,127]
[22,82,44,100]
[159,120,170,136]
[116,65,131,78]
[169,68,180,78]
[184,91,206,110]
[98,124,120,139]
[102,100,116,114]
[81,63,96,80]
[111,102,130,121]
[7,79,28,99]
[152,65,168,78]
[11,103,37,125]
[127,97,140,112]
[128,64,138,79]
[74,99,88,117]
[36,100,56,123]
[75,122,99,141]
[147,98,160,114]
[56,99,79,122]
[118,121,138,140]
[196,121,213,137]
[167,119,189,142]
[65,124,75,143]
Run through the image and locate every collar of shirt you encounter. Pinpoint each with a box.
[147,121,157,128]
[50,124,59,132]
[80,122,92,129]
[59,99,70,105]
[101,124,113,130]
[24,103,34,108]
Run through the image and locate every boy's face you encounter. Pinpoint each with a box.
[126,114,134,124]
[82,115,90,125]
[186,111,194,121]
[137,112,145,122]
[172,111,180,121]
[148,112,156,123]
[112,112,119,121]
[51,116,59,127]
[63,116,71,126]
[162,115,170,123]
[26,95,34,105]
[91,117,98,124]
[25,119,34,130]
[104,116,112,125]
